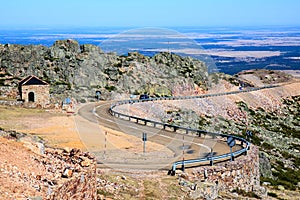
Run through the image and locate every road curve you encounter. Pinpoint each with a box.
[78,101,233,170]
[77,81,300,170]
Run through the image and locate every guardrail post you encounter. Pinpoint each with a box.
[210,148,213,166]
[198,131,201,137]
[204,169,208,180]
[163,124,166,130]
[182,161,185,172]
[210,159,213,166]
[168,169,176,176]
[230,147,234,161]
[186,129,189,134]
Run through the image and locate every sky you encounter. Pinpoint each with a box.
[1,0,300,28]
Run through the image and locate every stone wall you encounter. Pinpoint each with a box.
[21,84,50,107]
[0,100,23,106]
[180,145,264,198]
[191,146,260,191]
[0,86,18,99]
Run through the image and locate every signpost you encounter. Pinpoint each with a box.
[246,130,253,142]
[104,131,107,158]
[142,132,147,153]
[246,130,253,150]
[227,136,236,161]
[210,148,213,166]
[95,91,101,101]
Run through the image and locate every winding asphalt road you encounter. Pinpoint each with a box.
[77,101,235,170]
[76,81,300,170]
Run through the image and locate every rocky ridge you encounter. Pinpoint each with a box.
[0,39,208,102]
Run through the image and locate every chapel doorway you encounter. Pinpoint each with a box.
[28,92,35,102]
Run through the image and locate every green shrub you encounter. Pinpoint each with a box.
[267,167,300,190]
[105,85,117,92]
[79,99,86,103]
[261,142,275,150]
[267,192,277,198]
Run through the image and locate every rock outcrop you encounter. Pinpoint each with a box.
[0,40,209,102]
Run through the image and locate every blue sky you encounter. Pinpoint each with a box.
[1,0,300,28]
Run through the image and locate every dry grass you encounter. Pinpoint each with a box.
[0,105,85,149]
[0,105,171,153]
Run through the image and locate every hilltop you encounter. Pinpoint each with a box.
[0,39,208,103]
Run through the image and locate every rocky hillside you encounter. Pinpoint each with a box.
[0,39,208,102]
[0,130,96,199]
[115,74,300,193]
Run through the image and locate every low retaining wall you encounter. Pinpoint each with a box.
[0,100,23,106]
[189,145,260,192]
[177,146,263,199]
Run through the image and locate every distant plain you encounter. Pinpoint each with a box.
[1,26,299,74]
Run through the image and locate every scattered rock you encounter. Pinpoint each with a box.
[63,147,72,153]
[62,168,73,178]
[179,172,189,180]
[262,182,271,186]
[0,131,96,199]
[278,185,285,191]
[80,159,91,167]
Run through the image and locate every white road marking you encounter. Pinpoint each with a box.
[93,103,211,151]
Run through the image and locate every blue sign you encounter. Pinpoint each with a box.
[227,136,236,147]
[142,132,147,141]
[246,130,253,137]
[65,97,71,104]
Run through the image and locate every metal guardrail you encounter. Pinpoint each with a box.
[108,85,277,173]
[170,138,249,175]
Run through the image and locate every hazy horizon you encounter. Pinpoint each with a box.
[1,0,300,28]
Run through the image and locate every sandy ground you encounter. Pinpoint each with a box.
[0,104,171,155]
[18,114,86,150]
[72,110,172,154]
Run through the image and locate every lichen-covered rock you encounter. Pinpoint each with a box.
[0,40,209,102]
